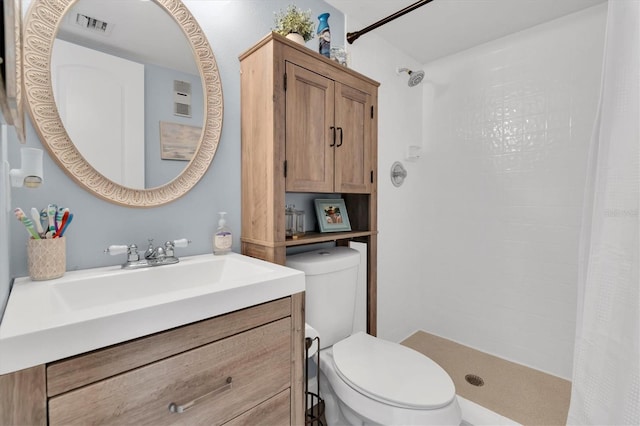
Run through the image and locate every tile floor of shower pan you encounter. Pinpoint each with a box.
[402,331,571,426]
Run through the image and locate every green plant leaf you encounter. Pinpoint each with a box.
[273,5,315,42]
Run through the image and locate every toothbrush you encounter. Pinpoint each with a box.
[54,211,70,238]
[30,207,45,237]
[58,213,73,238]
[55,207,68,232]
[40,208,48,232]
[46,204,57,238]
[14,208,41,240]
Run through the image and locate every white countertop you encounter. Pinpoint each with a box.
[0,253,305,375]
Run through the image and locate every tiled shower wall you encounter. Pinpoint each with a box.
[418,4,607,379]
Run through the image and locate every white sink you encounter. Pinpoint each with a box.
[54,254,275,311]
[0,253,305,374]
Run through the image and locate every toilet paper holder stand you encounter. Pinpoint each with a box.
[305,336,325,425]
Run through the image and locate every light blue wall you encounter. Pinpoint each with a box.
[144,64,204,188]
[8,1,345,279]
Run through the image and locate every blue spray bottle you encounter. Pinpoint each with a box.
[317,13,331,58]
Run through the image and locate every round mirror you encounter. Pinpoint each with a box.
[23,0,223,207]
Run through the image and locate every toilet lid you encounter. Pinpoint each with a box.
[332,332,456,409]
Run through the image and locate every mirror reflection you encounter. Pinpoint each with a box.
[52,0,204,189]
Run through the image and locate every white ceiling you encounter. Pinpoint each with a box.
[325,0,607,64]
[53,0,607,75]
[56,0,197,75]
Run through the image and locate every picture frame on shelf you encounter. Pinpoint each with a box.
[314,198,351,233]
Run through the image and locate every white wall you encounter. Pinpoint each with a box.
[419,5,607,379]
[345,19,426,343]
[347,4,607,379]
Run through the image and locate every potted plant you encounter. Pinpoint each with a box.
[273,5,315,44]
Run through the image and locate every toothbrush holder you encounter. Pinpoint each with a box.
[27,237,66,280]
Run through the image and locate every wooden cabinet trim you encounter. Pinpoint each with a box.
[0,365,46,426]
[290,292,305,425]
[47,297,291,397]
[240,32,379,88]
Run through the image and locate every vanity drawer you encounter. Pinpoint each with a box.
[47,297,291,397]
[224,389,290,426]
[48,318,291,425]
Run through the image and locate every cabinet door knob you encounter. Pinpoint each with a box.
[329,126,336,147]
[168,376,233,414]
[336,127,343,147]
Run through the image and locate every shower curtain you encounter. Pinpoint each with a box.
[567,1,639,425]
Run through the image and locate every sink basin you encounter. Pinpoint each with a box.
[54,254,275,311]
[0,253,305,374]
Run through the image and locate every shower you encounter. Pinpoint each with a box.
[397,67,425,87]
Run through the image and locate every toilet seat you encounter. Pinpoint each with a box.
[332,332,456,410]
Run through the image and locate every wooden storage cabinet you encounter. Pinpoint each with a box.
[0,296,304,426]
[240,33,379,334]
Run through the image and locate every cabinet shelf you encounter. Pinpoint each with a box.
[285,230,375,247]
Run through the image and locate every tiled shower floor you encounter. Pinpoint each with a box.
[402,331,571,426]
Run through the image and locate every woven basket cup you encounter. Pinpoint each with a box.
[27,237,66,281]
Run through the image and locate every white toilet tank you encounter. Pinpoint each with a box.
[286,247,360,349]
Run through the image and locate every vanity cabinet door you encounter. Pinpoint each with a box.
[48,319,291,426]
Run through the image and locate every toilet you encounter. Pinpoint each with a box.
[287,247,462,426]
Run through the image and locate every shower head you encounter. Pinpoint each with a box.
[397,67,425,87]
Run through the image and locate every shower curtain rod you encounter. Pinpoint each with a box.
[346,0,435,44]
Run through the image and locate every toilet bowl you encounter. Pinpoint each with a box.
[288,247,462,425]
[318,332,461,425]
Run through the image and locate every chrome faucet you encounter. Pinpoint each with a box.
[104,243,148,269]
[106,238,191,269]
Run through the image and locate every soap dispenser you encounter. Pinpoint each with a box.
[213,212,232,255]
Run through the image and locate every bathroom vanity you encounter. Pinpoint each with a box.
[0,254,306,425]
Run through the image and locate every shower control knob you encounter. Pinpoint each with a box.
[390,161,408,187]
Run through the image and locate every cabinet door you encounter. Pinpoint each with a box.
[334,82,373,193]
[285,62,335,192]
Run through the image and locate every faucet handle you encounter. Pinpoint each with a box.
[163,239,190,257]
[172,238,191,248]
[106,244,138,256]
[105,245,128,256]
[105,244,140,261]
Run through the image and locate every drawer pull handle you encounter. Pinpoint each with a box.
[168,376,233,414]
